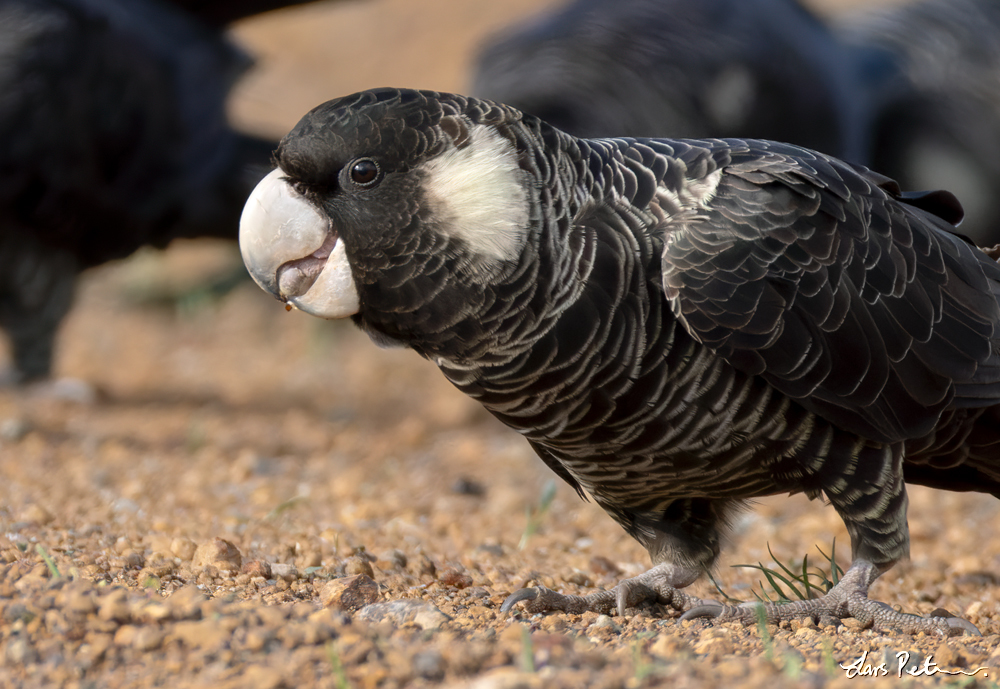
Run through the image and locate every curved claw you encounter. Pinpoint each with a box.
[679,603,726,621]
[942,616,982,637]
[500,587,539,613]
[925,607,982,636]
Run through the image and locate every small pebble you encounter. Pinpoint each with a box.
[382,549,407,569]
[241,560,272,579]
[270,563,298,581]
[132,626,164,651]
[121,550,145,570]
[170,538,197,562]
[192,538,242,572]
[63,589,97,615]
[413,649,446,680]
[21,504,53,526]
[563,569,592,587]
[0,418,31,442]
[97,589,131,624]
[165,585,206,620]
[171,619,230,652]
[356,600,451,630]
[241,665,284,689]
[439,568,473,589]
[589,556,621,577]
[588,615,619,632]
[5,637,38,665]
[321,574,381,611]
[452,477,486,496]
[649,635,692,658]
[345,556,374,578]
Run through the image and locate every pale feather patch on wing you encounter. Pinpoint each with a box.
[657,167,726,337]
[422,123,529,263]
[646,167,724,229]
[686,168,724,206]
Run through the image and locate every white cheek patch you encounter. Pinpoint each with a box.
[422,123,530,263]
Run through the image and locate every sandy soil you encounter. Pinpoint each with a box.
[1,1,999,687]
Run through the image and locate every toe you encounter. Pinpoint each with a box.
[679,602,726,621]
[500,585,601,615]
[500,587,538,613]
[614,579,654,616]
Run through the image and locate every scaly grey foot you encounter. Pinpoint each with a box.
[681,560,980,636]
[0,372,97,404]
[501,562,715,617]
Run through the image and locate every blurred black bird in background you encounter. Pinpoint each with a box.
[472,0,870,164]
[240,88,1000,636]
[839,0,1000,246]
[472,0,1000,247]
[0,0,285,386]
[165,0,323,29]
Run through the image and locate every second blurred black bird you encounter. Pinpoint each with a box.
[0,0,275,385]
[840,0,1000,245]
[472,0,869,162]
[164,0,325,30]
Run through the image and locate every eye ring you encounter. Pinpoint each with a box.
[349,158,381,187]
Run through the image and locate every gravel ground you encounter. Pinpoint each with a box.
[2,1,1000,688]
[2,243,999,689]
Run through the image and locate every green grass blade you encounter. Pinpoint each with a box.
[520,626,535,673]
[326,642,352,689]
[755,604,774,660]
[538,479,557,513]
[760,565,802,601]
[35,545,61,579]
[815,540,843,587]
[800,553,813,599]
[733,563,794,601]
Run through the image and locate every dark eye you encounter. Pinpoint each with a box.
[349,158,380,187]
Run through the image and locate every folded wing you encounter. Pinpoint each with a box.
[660,140,1000,443]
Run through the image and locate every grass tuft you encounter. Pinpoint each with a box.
[733,540,844,603]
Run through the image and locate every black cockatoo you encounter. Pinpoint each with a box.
[239,88,1000,636]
